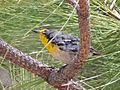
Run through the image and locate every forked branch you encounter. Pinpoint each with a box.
[0,0,90,90]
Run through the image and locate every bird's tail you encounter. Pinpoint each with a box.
[90,47,102,56]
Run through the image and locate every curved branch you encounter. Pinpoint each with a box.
[0,39,84,90]
[47,0,90,88]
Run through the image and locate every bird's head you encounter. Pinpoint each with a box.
[32,28,53,48]
[32,28,47,34]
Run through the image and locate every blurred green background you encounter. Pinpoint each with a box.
[0,0,120,90]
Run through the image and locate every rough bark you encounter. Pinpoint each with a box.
[0,39,56,81]
[0,0,90,90]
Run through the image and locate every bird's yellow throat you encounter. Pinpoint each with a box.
[39,33,59,54]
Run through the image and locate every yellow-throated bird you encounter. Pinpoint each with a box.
[32,29,100,64]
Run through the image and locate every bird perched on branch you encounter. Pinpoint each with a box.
[32,29,100,64]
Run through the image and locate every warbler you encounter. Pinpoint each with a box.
[32,29,100,64]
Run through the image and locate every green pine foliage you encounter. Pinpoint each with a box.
[0,0,120,90]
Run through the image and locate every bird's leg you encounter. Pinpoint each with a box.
[57,64,68,73]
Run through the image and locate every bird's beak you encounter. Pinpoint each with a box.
[32,30,39,33]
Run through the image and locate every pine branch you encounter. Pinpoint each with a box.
[0,0,90,89]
